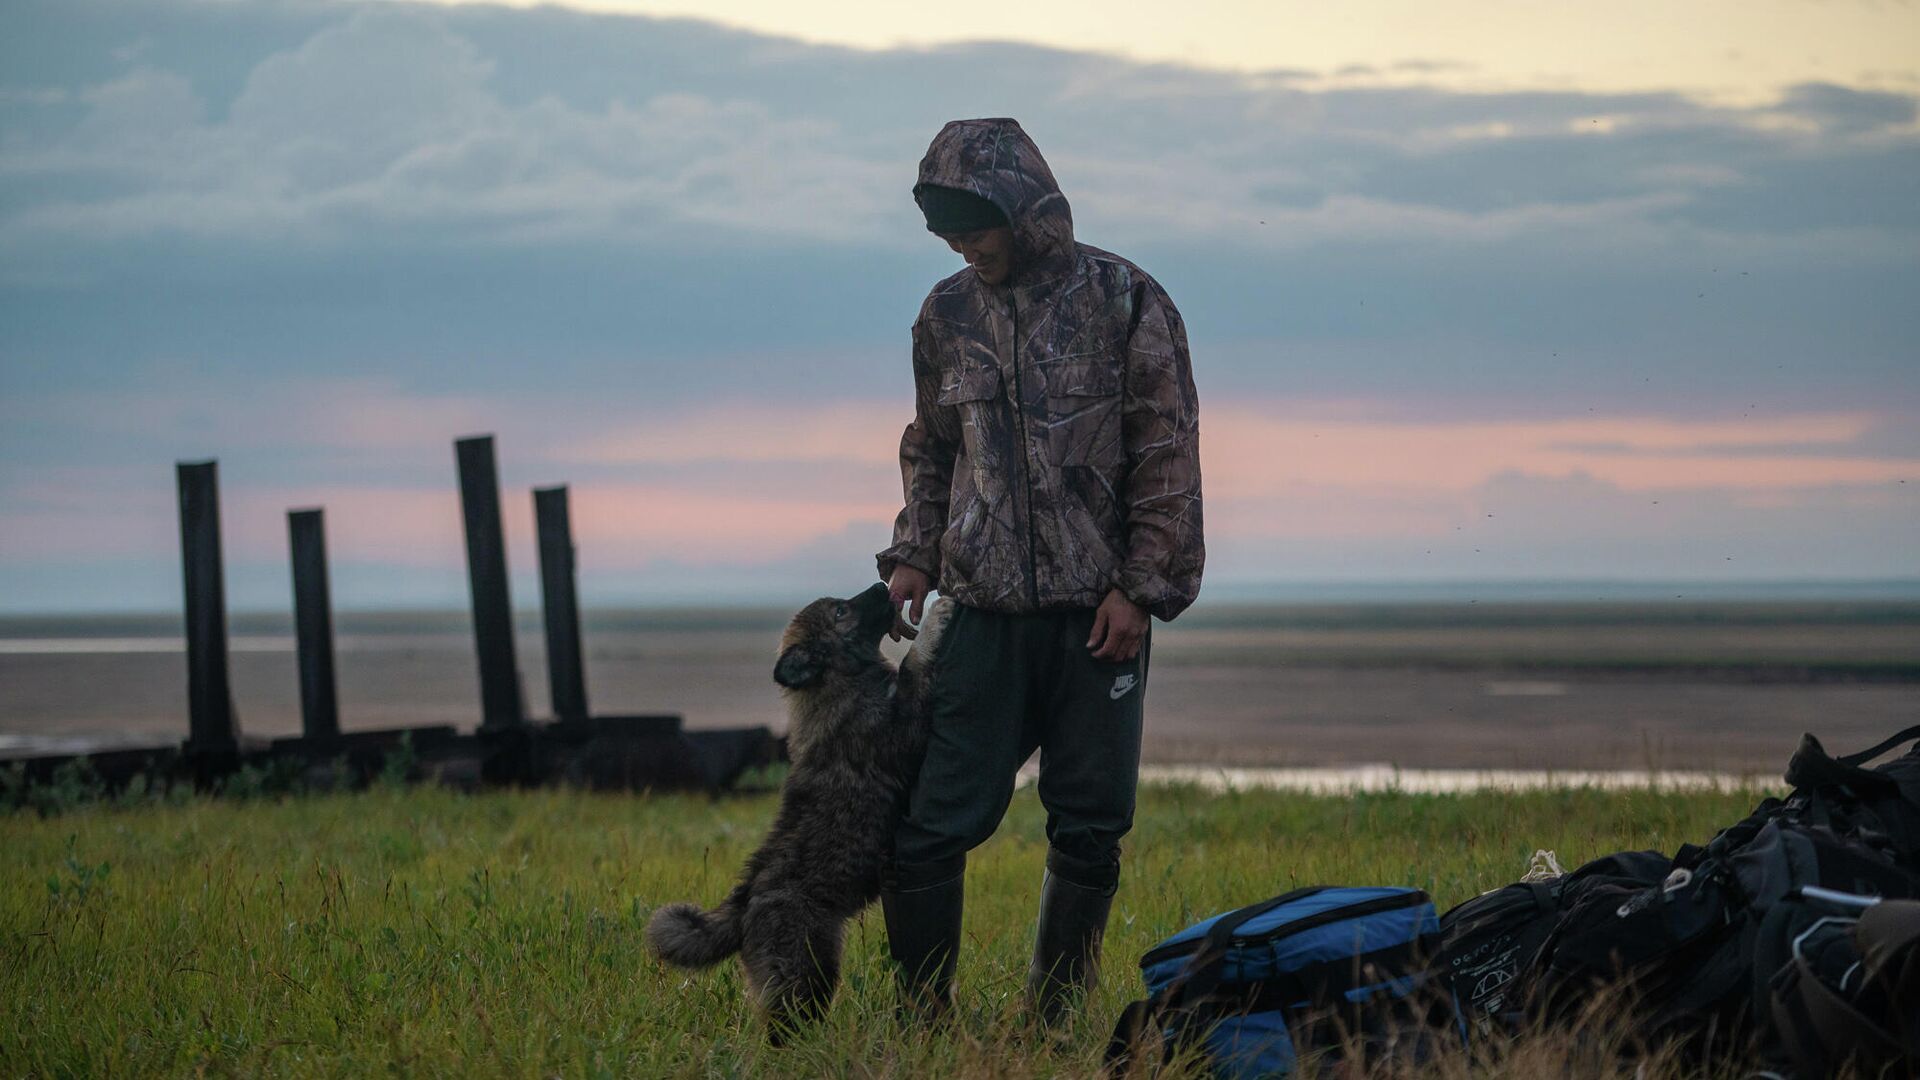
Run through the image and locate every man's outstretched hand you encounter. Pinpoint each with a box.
[1088,588,1148,662]
[887,565,931,642]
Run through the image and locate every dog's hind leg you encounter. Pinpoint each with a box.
[763,930,841,1045]
[743,895,843,1044]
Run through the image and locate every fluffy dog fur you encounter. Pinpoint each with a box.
[645,582,948,1036]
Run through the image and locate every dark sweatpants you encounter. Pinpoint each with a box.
[891,603,1147,891]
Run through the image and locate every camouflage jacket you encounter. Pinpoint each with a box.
[876,119,1204,621]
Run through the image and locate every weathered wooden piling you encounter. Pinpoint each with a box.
[455,435,525,731]
[287,508,340,742]
[534,485,590,725]
[177,460,240,755]
[5,444,780,803]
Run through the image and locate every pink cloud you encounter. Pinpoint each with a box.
[561,483,900,564]
[0,466,175,558]
[217,481,897,568]
[551,401,898,466]
[0,376,494,456]
[1203,408,1907,497]
[552,402,1906,499]
[2,400,1911,578]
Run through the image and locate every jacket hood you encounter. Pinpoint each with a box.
[916,118,1074,284]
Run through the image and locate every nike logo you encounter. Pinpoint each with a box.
[1110,674,1137,700]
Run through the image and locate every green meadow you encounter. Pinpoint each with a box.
[2,780,1777,1078]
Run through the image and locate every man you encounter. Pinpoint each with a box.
[875,117,1204,1025]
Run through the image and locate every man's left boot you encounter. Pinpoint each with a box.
[1026,847,1118,1028]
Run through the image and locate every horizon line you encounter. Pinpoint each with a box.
[6,576,1920,619]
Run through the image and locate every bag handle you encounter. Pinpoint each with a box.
[1784,731,1904,795]
[1105,886,1330,1074]
[1199,886,1328,953]
[1165,886,1327,1007]
[1838,724,1920,767]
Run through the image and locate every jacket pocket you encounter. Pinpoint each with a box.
[936,364,1008,496]
[1038,359,1124,468]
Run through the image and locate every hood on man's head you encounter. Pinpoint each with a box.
[916,118,1074,281]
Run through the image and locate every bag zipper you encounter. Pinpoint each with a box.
[1007,290,1040,608]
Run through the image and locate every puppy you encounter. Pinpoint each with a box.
[646,581,948,1037]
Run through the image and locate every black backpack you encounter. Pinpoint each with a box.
[1433,850,1669,1042]
[1525,726,1920,1060]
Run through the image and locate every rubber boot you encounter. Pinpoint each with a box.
[881,855,965,1022]
[1027,847,1118,1027]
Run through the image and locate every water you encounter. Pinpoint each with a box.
[3,601,1915,770]
[1014,761,1776,793]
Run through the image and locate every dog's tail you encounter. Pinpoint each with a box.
[646,888,746,968]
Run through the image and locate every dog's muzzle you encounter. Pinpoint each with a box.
[852,581,896,637]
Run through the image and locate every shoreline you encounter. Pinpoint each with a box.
[6,601,1914,774]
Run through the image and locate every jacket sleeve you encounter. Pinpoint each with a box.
[875,317,957,584]
[1114,278,1205,620]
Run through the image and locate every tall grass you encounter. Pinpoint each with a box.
[1,781,1772,1077]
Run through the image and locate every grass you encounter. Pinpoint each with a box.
[1,779,1777,1078]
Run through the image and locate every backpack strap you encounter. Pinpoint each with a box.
[1772,947,1907,1075]
[1102,997,1158,1076]
[1749,899,1805,1040]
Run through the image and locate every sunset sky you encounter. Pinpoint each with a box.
[1,0,1915,611]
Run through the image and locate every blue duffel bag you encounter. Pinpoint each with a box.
[1105,886,1453,1078]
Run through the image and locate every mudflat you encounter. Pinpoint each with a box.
[3,601,1915,771]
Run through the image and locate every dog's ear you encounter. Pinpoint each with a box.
[773,645,824,689]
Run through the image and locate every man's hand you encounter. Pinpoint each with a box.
[887,565,932,642]
[1088,588,1148,661]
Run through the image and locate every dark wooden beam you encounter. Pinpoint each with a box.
[455,435,525,731]
[287,508,340,742]
[534,485,590,725]
[177,460,239,754]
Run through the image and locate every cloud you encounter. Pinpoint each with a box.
[5,1,1917,256]
[1773,82,1918,135]
[0,0,1915,608]
[3,6,907,248]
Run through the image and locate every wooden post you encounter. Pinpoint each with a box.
[455,435,524,731]
[534,485,589,725]
[177,460,239,753]
[287,508,340,742]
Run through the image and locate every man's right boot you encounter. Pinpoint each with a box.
[1026,847,1118,1028]
[880,856,965,1021]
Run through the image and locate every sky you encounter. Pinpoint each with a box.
[0,0,1916,612]
[409,0,1920,102]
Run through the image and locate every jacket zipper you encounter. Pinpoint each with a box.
[1008,290,1040,608]
[1139,890,1430,969]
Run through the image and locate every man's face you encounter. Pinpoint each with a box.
[943,227,1015,286]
